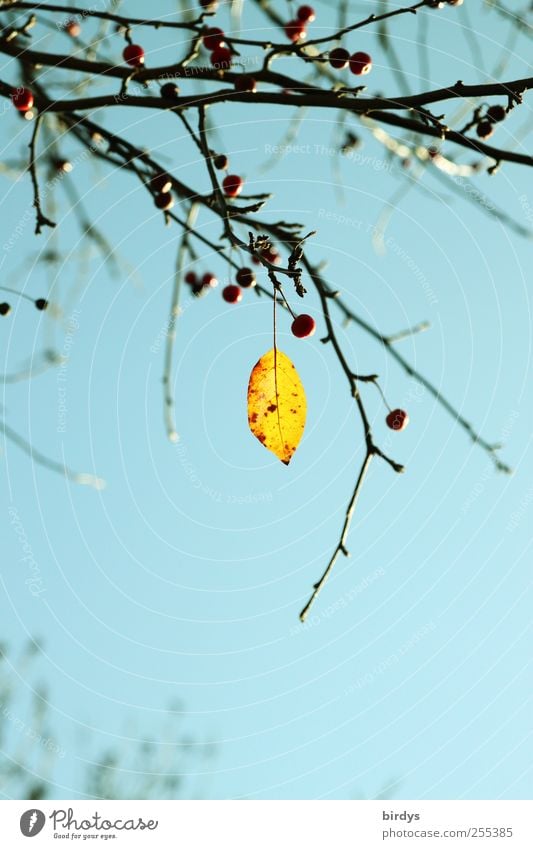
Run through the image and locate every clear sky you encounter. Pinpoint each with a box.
[1,0,532,800]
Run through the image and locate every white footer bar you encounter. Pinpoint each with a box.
[1,800,531,847]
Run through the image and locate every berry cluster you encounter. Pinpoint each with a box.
[328,48,372,75]
[203,27,232,69]
[0,298,48,316]
[285,6,316,43]
[219,267,256,304]
[185,271,219,298]
[151,172,174,211]
[476,104,507,140]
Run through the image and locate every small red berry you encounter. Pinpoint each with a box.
[291,314,316,339]
[285,20,306,42]
[261,247,281,266]
[160,82,180,99]
[222,285,242,304]
[151,172,172,193]
[11,87,34,113]
[236,267,256,288]
[329,47,350,70]
[185,271,197,285]
[210,46,232,69]
[65,19,81,37]
[349,51,372,75]
[35,298,48,311]
[0,303,11,316]
[476,120,494,139]
[123,44,145,67]
[234,75,257,93]
[55,159,72,174]
[386,409,409,431]
[154,192,174,211]
[222,174,244,197]
[203,27,225,50]
[297,5,316,23]
[201,272,218,288]
[486,104,506,123]
[213,153,228,170]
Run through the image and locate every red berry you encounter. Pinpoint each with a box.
[386,409,409,431]
[222,285,242,304]
[486,104,506,123]
[151,172,172,193]
[261,247,281,265]
[55,159,72,174]
[297,5,316,23]
[11,87,34,113]
[201,272,218,288]
[66,19,81,37]
[349,51,372,75]
[285,20,306,42]
[160,82,180,99]
[235,75,257,93]
[210,46,232,69]
[203,27,225,50]
[476,120,494,139]
[236,267,256,288]
[34,298,48,311]
[154,192,174,211]
[291,314,316,338]
[222,174,244,197]
[185,271,197,285]
[329,47,350,70]
[214,153,228,170]
[123,44,145,67]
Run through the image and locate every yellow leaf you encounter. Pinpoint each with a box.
[247,348,306,465]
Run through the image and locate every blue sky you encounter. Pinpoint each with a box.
[1,0,532,800]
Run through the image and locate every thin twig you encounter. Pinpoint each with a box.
[162,203,199,443]
[385,321,431,344]
[1,420,105,489]
[300,453,373,621]
[28,115,56,234]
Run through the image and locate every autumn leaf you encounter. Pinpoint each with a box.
[247,348,306,465]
